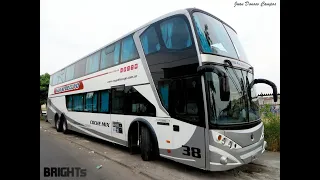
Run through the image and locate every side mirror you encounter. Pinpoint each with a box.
[197,65,230,101]
[248,78,278,102]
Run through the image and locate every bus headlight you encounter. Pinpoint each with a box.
[213,131,242,149]
[221,138,226,145]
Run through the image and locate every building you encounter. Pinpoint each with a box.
[258,93,280,114]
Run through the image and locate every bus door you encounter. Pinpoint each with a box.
[158,76,207,169]
[110,85,126,144]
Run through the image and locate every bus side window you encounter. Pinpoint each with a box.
[99,90,110,113]
[158,77,204,124]
[158,80,170,110]
[100,42,121,70]
[111,86,125,114]
[121,36,139,63]
[66,96,73,111]
[159,17,192,50]
[85,52,100,75]
[140,26,161,55]
[124,86,156,117]
[73,94,84,111]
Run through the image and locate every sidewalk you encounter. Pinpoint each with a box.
[40,120,280,180]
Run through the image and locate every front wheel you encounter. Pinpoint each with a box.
[140,125,156,161]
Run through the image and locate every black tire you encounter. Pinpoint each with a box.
[129,132,139,155]
[62,118,69,134]
[140,125,154,161]
[55,115,62,132]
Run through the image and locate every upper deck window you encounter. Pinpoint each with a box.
[192,12,239,60]
[224,25,249,63]
[100,42,121,70]
[160,17,192,50]
[121,36,139,63]
[65,64,75,81]
[140,26,160,55]
[74,58,87,79]
[86,52,100,75]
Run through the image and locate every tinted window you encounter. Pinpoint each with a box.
[124,87,156,116]
[158,81,169,109]
[84,92,94,112]
[192,12,238,59]
[100,42,121,70]
[73,94,84,111]
[57,69,66,84]
[66,96,73,111]
[140,26,160,55]
[99,90,110,113]
[160,17,192,50]
[111,86,125,114]
[74,58,86,79]
[65,64,75,81]
[224,25,249,63]
[52,74,59,85]
[92,92,98,112]
[86,52,100,75]
[121,36,139,62]
[158,76,204,123]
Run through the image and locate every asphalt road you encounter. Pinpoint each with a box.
[40,130,149,180]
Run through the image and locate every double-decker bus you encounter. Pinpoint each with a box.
[47,8,278,171]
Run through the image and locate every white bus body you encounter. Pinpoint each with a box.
[47,8,277,171]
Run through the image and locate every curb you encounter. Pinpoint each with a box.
[40,123,162,180]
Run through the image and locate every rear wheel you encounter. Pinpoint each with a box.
[55,115,62,132]
[62,118,69,134]
[140,125,155,161]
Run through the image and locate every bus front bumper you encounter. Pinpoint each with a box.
[208,139,267,171]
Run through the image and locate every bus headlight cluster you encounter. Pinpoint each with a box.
[215,133,242,149]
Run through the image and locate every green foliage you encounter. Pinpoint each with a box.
[260,104,280,152]
[40,73,50,105]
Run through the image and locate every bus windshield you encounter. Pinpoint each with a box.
[192,12,249,63]
[205,65,260,125]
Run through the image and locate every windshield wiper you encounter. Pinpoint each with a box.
[224,60,250,121]
[223,60,244,94]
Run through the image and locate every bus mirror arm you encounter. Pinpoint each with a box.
[248,79,278,102]
[197,65,230,101]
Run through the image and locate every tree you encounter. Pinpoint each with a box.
[40,73,50,117]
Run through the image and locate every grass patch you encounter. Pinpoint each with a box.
[260,104,280,152]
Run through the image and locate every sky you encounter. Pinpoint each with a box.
[40,0,280,94]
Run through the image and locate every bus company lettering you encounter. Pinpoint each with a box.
[120,63,138,73]
[90,120,109,127]
[54,81,84,94]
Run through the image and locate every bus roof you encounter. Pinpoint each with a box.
[50,8,237,76]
